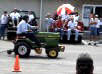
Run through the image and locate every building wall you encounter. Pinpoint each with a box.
[0,0,40,16]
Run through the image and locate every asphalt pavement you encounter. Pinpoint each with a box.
[0,40,102,74]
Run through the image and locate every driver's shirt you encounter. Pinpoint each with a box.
[17,20,31,34]
[68,20,77,29]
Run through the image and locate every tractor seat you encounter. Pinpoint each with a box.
[16,34,26,39]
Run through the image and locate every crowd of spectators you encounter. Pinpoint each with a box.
[0,8,102,43]
[44,11,102,43]
[44,11,84,41]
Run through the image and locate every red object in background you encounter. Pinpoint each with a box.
[57,4,75,15]
[77,21,84,32]
[56,20,63,28]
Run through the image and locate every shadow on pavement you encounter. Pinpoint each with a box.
[20,55,64,60]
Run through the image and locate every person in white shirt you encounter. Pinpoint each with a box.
[0,11,9,39]
[89,14,99,44]
[95,15,101,36]
[28,11,38,26]
[28,11,34,23]
[74,12,79,23]
[10,8,20,26]
[61,11,69,21]
[67,17,79,41]
[45,13,55,32]
[17,15,41,46]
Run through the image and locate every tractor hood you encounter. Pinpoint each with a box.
[36,32,60,38]
[35,32,60,47]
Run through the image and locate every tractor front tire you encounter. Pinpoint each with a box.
[46,49,58,59]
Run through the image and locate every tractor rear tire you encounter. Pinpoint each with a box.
[14,42,31,58]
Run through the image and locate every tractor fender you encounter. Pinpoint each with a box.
[14,39,33,49]
[45,46,60,52]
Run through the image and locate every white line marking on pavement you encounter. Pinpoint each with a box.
[82,40,88,45]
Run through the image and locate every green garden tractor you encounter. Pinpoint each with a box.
[7,32,65,58]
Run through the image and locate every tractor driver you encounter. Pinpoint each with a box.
[17,15,41,46]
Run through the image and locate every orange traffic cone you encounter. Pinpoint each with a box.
[12,55,21,72]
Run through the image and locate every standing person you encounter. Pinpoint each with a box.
[0,11,9,40]
[17,15,41,46]
[67,17,79,41]
[89,14,98,45]
[55,16,64,40]
[74,12,79,23]
[53,12,58,21]
[61,11,69,22]
[45,13,55,32]
[10,8,20,26]
[61,11,70,32]
[28,11,38,26]
[28,11,35,23]
[95,15,100,36]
